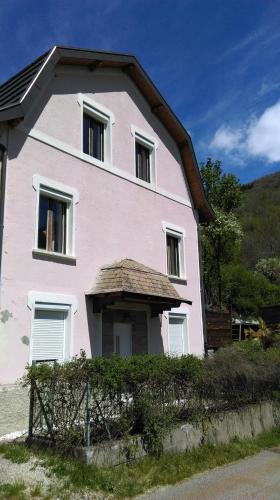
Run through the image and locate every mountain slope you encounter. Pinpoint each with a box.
[239,171,280,269]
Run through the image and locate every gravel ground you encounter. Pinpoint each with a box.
[0,453,104,499]
[138,447,280,500]
[0,455,51,487]
[1,445,280,499]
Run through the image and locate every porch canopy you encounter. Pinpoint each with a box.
[87,259,191,316]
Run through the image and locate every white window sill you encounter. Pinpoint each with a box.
[135,176,155,188]
[32,249,77,265]
[168,275,187,284]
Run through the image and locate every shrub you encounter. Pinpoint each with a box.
[25,346,280,456]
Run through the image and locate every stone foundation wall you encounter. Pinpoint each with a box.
[0,384,29,438]
[163,400,280,454]
[77,401,280,466]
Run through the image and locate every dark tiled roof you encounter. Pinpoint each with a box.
[0,50,50,112]
[88,258,185,301]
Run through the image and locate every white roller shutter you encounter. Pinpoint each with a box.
[168,316,185,357]
[31,309,66,363]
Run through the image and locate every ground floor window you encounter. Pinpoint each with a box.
[31,306,69,364]
[168,314,187,357]
[28,292,77,365]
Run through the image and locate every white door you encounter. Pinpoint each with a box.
[31,309,66,363]
[168,316,186,357]
[114,323,132,357]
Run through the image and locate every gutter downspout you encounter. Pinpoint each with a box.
[197,220,208,355]
[0,143,8,287]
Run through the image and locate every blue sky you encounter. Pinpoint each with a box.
[1,0,280,183]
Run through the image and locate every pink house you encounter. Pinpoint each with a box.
[0,47,212,432]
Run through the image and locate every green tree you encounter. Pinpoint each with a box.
[200,159,242,212]
[221,263,280,316]
[200,159,243,308]
[255,257,280,285]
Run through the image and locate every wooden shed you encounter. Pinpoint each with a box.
[206,310,232,350]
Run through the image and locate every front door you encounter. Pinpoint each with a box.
[113,322,132,357]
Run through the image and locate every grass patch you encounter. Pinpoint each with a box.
[0,442,31,464]
[32,427,280,497]
[30,483,43,497]
[0,481,26,499]
[0,428,280,498]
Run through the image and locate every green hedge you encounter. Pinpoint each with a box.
[24,346,280,456]
[25,353,203,388]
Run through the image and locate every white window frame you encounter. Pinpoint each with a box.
[131,125,157,186]
[78,93,115,166]
[33,175,79,259]
[168,312,188,357]
[27,291,77,364]
[162,221,186,280]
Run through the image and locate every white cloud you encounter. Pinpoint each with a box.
[210,126,243,153]
[210,101,280,164]
[247,102,280,162]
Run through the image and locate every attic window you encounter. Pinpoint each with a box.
[79,94,114,165]
[131,127,157,185]
[83,114,104,161]
[135,142,150,183]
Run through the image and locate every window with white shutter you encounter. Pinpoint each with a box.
[168,315,186,357]
[31,309,67,363]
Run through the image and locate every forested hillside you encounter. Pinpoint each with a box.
[200,160,280,318]
[239,172,280,269]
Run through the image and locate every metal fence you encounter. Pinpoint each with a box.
[28,378,200,447]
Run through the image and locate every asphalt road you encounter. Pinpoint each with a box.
[139,448,280,500]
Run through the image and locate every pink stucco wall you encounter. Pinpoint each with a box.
[0,67,204,384]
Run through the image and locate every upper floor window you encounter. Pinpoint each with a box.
[33,175,79,259]
[78,93,114,165]
[135,142,150,183]
[167,233,180,277]
[163,222,186,280]
[83,114,104,161]
[131,126,157,185]
[38,195,67,254]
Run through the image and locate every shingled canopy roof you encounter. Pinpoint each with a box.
[87,259,191,316]
[0,45,213,223]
